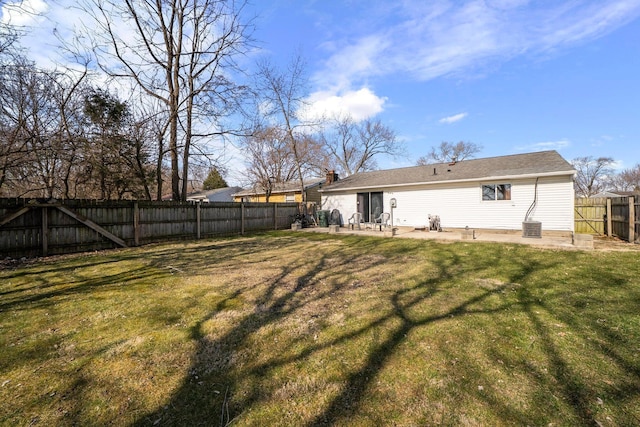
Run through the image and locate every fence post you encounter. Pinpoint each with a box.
[630,196,635,243]
[241,202,245,235]
[134,201,140,246]
[42,206,48,257]
[606,198,612,237]
[196,201,201,239]
[274,203,278,230]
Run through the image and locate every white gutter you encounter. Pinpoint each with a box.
[319,170,576,193]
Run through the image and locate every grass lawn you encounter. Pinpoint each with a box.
[1,232,639,426]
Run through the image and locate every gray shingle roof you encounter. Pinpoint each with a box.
[186,186,244,202]
[321,150,574,192]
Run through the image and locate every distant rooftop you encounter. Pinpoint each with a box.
[233,178,325,197]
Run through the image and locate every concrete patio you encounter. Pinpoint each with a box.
[296,225,589,250]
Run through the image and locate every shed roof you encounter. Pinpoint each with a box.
[321,150,575,193]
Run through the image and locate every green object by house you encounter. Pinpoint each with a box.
[317,210,330,227]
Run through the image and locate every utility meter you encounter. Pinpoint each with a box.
[390,198,397,208]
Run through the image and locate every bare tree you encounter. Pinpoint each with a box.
[417,141,482,165]
[320,115,401,176]
[243,126,297,186]
[254,55,317,203]
[121,98,166,199]
[52,70,90,199]
[0,56,31,194]
[612,164,640,193]
[0,20,18,57]
[129,97,172,200]
[242,124,326,189]
[75,0,253,200]
[571,156,616,198]
[0,52,161,199]
[0,0,37,55]
[0,57,88,198]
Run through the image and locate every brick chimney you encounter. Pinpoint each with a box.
[325,170,338,184]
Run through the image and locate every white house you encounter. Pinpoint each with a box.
[320,150,576,233]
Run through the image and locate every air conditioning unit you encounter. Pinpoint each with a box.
[522,221,542,238]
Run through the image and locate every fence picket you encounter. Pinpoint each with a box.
[0,199,299,258]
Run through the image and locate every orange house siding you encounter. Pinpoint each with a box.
[233,193,299,203]
[233,190,320,204]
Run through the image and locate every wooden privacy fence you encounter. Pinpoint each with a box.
[0,199,299,258]
[574,196,639,243]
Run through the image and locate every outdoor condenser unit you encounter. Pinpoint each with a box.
[522,221,542,238]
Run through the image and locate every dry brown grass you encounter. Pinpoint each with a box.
[1,232,639,426]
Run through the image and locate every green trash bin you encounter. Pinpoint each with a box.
[318,210,329,227]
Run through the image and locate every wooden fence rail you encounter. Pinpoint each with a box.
[0,199,299,258]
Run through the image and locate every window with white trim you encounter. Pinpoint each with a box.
[285,193,296,202]
[482,183,511,201]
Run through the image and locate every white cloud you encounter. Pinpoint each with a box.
[299,87,387,122]
[516,139,571,152]
[1,0,48,26]
[590,134,614,147]
[610,159,625,170]
[439,112,468,124]
[314,1,640,88]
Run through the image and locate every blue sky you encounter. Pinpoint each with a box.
[248,0,640,172]
[4,0,640,179]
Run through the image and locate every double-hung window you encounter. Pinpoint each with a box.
[482,183,511,201]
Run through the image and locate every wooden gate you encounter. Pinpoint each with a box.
[574,197,606,235]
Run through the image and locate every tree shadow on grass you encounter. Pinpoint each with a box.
[131,239,524,426]
[132,238,372,426]
[443,252,640,426]
[129,237,640,426]
[0,264,169,313]
[306,249,525,426]
[516,269,640,425]
[0,235,297,313]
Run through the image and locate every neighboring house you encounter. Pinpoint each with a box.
[232,178,327,204]
[186,186,243,202]
[320,150,576,233]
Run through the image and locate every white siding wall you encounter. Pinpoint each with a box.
[321,194,358,225]
[321,175,574,232]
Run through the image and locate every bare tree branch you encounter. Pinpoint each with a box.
[320,115,402,176]
[72,0,253,200]
[417,141,482,165]
[571,156,615,197]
